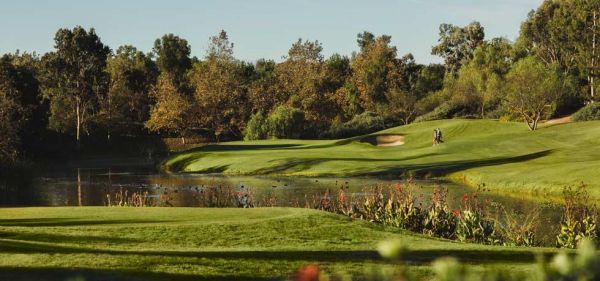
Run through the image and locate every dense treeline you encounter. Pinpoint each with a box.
[1,0,599,167]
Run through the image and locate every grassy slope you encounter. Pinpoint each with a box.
[165,119,600,198]
[0,207,554,280]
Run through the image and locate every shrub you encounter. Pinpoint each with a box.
[556,184,598,248]
[455,193,501,245]
[266,105,305,139]
[572,103,600,122]
[244,112,269,140]
[494,206,538,247]
[329,111,385,138]
[414,102,455,122]
[422,187,457,239]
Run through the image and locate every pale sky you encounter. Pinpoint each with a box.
[0,0,543,64]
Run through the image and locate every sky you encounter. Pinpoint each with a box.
[0,0,543,64]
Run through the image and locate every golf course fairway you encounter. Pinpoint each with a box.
[165,119,600,198]
[0,207,557,280]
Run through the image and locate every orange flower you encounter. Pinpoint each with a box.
[295,264,320,281]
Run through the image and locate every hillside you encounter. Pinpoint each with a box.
[165,119,600,198]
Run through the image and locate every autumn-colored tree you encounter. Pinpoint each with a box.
[191,30,251,141]
[248,59,286,114]
[351,33,398,112]
[276,39,336,124]
[145,73,191,143]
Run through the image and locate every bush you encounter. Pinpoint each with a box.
[328,111,385,138]
[267,105,305,139]
[556,184,598,248]
[244,112,269,141]
[572,103,600,122]
[414,102,455,122]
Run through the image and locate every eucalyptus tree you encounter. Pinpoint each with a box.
[519,0,600,102]
[431,21,485,74]
[40,26,110,144]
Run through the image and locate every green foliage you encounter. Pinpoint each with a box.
[267,105,305,139]
[244,112,269,140]
[328,111,385,138]
[456,209,500,245]
[572,103,600,122]
[556,185,598,249]
[40,26,111,142]
[414,102,456,122]
[431,21,485,74]
[104,45,158,136]
[538,239,600,281]
[152,33,191,85]
[505,56,563,130]
[422,187,456,239]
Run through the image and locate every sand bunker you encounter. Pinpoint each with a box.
[543,116,572,126]
[361,134,405,147]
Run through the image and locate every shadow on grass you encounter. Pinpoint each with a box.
[0,267,268,281]
[0,218,170,227]
[252,153,442,175]
[361,149,554,177]
[0,231,140,245]
[0,238,554,264]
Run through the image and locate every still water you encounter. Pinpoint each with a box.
[1,160,563,244]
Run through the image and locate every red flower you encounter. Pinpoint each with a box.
[295,264,320,281]
[452,209,461,218]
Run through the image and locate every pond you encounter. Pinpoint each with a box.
[0,159,563,244]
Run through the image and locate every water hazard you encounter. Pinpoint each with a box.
[1,161,563,244]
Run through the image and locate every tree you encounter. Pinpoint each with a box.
[267,105,305,139]
[450,62,502,118]
[385,90,417,125]
[505,57,563,130]
[153,34,192,88]
[519,0,600,102]
[277,39,335,124]
[40,26,110,144]
[248,59,286,114]
[0,57,23,164]
[191,30,250,141]
[431,22,485,74]
[414,64,445,98]
[351,33,398,112]
[103,46,158,138]
[145,73,191,143]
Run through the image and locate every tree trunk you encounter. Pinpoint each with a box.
[592,10,597,101]
[76,98,81,145]
[181,136,186,145]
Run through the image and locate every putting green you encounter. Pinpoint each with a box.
[165,119,600,198]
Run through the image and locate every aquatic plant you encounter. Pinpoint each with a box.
[556,184,598,248]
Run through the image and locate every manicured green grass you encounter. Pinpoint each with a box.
[165,119,600,199]
[0,207,555,280]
